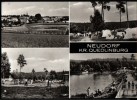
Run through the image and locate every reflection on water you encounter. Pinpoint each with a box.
[70,73,115,96]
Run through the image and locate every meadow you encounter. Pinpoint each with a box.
[2,86,69,98]
[2,23,69,47]
[2,33,69,47]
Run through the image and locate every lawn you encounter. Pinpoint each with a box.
[2,33,69,47]
[1,86,69,98]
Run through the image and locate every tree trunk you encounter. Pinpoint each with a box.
[102,3,104,21]
[93,7,96,14]
[126,1,129,28]
[47,80,50,87]
[20,67,21,81]
[84,23,85,34]
[120,9,122,28]
[32,73,35,81]
[3,72,5,79]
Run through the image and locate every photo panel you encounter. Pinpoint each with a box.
[70,1,137,42]
[1,2,69,47]
[70,53,137,98]
[1,48,69,98]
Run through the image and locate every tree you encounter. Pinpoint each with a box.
[131,54,135,60]
[61,16,69,23]
[70,24,79,34]
[32,68,35,81]
[90,9,104,36]
[1,52,11,78]
[98,1,110,21]
[116,1,126,28]
[90,1,97,13]
[49,70,57,81]
[35,13,42,21]
[44,68,48,80]
[125,1,129,28]
[122,56,127,62]
[17,54,27,79]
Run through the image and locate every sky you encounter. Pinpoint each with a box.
[71,53,137,60]
[70,2,137,22]
[2,2,69,16]
[2,2,136,22]
[2,48,69,73]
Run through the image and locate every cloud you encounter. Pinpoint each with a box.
[10,58,69,73]
[48,59,66,63]
[47,7,69,16]
[26,57,47,61]
[9,57,69,73]
[2,2,69,16]
[49,7,68,12]
[72,2,83,6]
[20,6,36,11]
[3,6,36,15]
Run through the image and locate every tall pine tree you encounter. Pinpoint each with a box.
[90,9,104,37]
[1,52,11,78]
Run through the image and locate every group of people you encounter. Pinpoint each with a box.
[86,81,117,98]
[86,87,102,98]
[109,81,117,92]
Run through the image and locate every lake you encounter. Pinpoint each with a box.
[70,73,115,96]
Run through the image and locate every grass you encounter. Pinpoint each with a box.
[1,86,69,98]
[2,23,69,47]
[2,33,69,47]
[26,24,68,33]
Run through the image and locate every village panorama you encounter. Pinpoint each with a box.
[2,2,69,47]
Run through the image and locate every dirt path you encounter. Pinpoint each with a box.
[80,36,92,42]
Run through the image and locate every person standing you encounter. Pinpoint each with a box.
[135,84,137,95]
[87,87,90,96]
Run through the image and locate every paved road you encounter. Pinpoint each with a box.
[80,36,93,42]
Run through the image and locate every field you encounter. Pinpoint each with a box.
[2,86,69,98]
[2,23,69,47]
[26,23,68,34]
[2,33,69,47]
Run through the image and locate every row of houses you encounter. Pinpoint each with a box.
[43,16,69,23]
[2,14,29,26]
[1,14,69,26]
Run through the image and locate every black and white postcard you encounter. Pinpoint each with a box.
[1,0,137,100]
